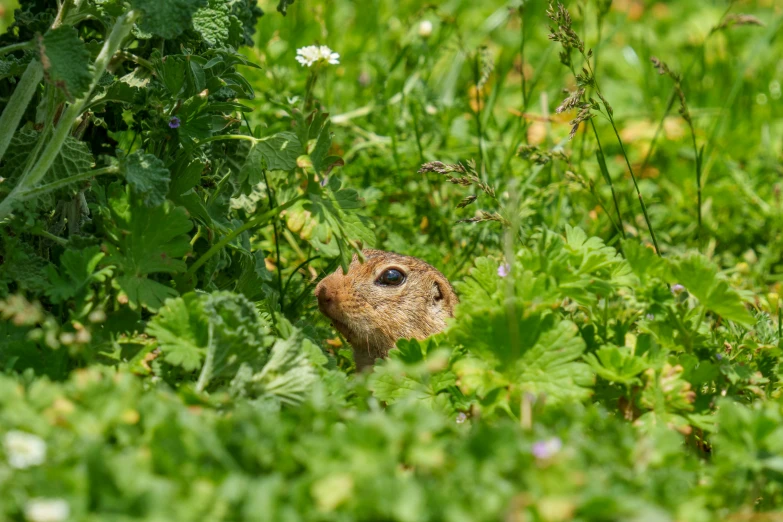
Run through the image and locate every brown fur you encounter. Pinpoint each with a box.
[314,250,458,370]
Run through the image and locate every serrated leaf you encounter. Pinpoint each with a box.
[0,234,51,296]
[147,291,273,382]
[146,293,208,371]
[156,55,187,96]
[116,275,178,311]
[193,0,235,47]
[41,26,92,101]
[46,246,113,304]
[123,150,171,207]
[515,319,594,404]
[252,332,316,405]
[102,183,192,310]
[131,0,208,39]
[53,136,95,179]
[257,132,303,171]
[584,345,647,386]
[668,254,753,326]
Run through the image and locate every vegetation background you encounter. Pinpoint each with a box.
[0,0,781,520]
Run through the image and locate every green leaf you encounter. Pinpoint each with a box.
[131,0,208,39]
[54,136,95,179]
[0,234,51,296]
[193,0,237,47]
[46,246,113,304]
[623,240,664,284]
[146,292,208,371]
[247,331,315,405]
[156,55,187,96]
[2,131,96,185]
[123,150,171,207]
[41,26,92,101]
[668,254,754,326]
[515,319,595,404]
[116,275,178,312]
[147,291,272,386]
[169,158,205,198]
[584,345,647,386]
[102,183,192,310]
[257,132,303,171]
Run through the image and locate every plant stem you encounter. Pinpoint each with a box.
[605,116,661,255]
[471,51,484,178]
[262,169,285,312]
[0,10,139,221]
[0,41,34,56]
[0,60,43,164]
[186,196,303,277]
[29,227,68,246]
[584,56,661,255]
[195,322,215,392]
[282,255,320,305]
[17,165,120,201]
[688,125,702,237]
[519,4,527,110]
[590,118,626,239]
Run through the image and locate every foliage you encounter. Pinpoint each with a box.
[1,0,782,520]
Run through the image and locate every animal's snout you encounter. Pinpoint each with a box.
[315,278,339,317]
[316,283,333,305]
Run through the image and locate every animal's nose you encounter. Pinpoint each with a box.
[315,283,333,307]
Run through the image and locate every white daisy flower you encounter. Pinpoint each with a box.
[418,20,433,38]
[296,45,340,67]
[24,498,70,522]
[3,430,47,469]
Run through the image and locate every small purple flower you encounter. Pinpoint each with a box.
[645,313,655,321]
[498,263,510,278]
[671,284,685,295]
[455,412,467,424]
[320,176,328,187]
[532,437,562,460]
[168,116,181,129]
[716,353,723,361]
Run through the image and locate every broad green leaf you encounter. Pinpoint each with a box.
[250,332,315,405]
[102,183,192,310]
[156,55,187,96]
[257,132,303,171]
[131,0,208,39]
[2,131,95,185]
[584,345,647,386]
[41,26,92,101]
[123,150,171,207]
[515,319,595,404]
[115,275,178,311]
[104,184,192,277]
[623,240,664,284]
[668,254,754,326]
[147,291,272,386]
[0,234,51,296]
[54,136,95,179]
[146,293,208,371]
[193,0,236,47]
[45,246,113,304]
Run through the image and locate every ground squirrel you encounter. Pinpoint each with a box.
[315,249,458,370]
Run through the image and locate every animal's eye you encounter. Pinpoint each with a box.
[376,268,405,286]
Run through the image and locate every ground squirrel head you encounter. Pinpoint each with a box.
[315,249,458,370]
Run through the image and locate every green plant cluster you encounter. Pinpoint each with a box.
[0,0,782,521]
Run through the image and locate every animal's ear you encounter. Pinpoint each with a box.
[431,276,456,313]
